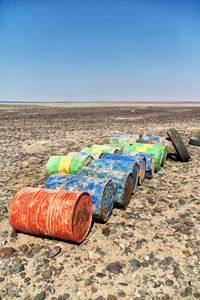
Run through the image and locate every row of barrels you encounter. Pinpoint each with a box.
[9,133,171,243]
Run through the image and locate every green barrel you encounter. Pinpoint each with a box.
[147,144,167,166]
[81,147,93,153]
[129,142,167,167]
[69,155,93,174]
[124,144,162,172]
[46,156,63,177]
[145,148,162,172]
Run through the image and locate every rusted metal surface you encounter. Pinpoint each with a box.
[118,151,155,179]
[99,153,146,185]
[45,174,115,222]
[9,187,93,243]
[77,166,133,208]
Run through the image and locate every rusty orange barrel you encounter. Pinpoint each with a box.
[9,187,93,243]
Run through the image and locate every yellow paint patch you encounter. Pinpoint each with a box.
[58,156,73,174]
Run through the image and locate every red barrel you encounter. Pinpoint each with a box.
[9,187,93,243]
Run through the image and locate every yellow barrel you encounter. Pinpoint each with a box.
[58,156,73,174]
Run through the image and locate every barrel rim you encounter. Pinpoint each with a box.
[99,179,114,222]
[121,172,133,208]
[72,191,93,243]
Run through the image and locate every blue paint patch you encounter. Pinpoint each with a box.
[77,166,133,207]
[45,173,114,222]
[118,151,155,179]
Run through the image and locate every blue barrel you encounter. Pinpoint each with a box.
[118,151,155,179]
[45,174,115,222]
[99,153,146,185]
[77,166,133,208]
[88,158,138,193]
[68,151,102,160]
[140,133,152,144]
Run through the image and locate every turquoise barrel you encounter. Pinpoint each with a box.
[118,151,155,179]
[44,174,115,222]
[99,153,146,185]
[68,151,102,160]
[109,134,141,146]
[77,166,133,208]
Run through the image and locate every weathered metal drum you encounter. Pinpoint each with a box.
[89,145,119,154]
[144,144,167,167]
[100,153,146,185]
[77,166,133,208]
[45,174,115,222]
[9,187,93,243]
[58,155,73,174]
[69,155,93,174]
[68,152,101,160]
[130,142,166,167]
[109,134,141,145]
[124,144,162,172]
[46,156,62,176]
[88,158,138,193]
[92,144,124,151]
[80,150,102,159]
[141,133,172,153]
[118,151,155,179]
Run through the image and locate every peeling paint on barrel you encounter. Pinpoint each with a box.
[58,156,73,174]
[77,166,133,208]
[46,156,62,176]
[99,153,146,185]
[88,158,138,193]
[68,152,102,160]
[45,174,115,222]
[118,151,155,179]
[69,155,93,174]
[9,187,93,243]
[124,144,162,172]
[109,134,141,146]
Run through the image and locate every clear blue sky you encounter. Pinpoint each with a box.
[0,0,200,102]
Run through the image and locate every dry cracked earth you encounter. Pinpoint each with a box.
[0,103,200,300]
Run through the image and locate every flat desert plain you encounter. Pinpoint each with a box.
[0,102,200,300]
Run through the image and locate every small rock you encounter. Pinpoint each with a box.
[0,247,15,258]
[19,244,28,252]
[102,227,110,236]
[130,259,141,271]
[95,296,104,300]
[117,290,126,297]
[63,293,70,299]
[155,207,162,213]
[107,261,122,274]
[42,270,52,280]
[107,296,117,300]
[33,291,46,300]
[10,229,18,239]
[88,250,100,261]
[47,246,61,258]
[10,263,24,274]
[96,272,106,278]
[13,258,22,264]
[155,253,165,260]
[165,279,174,286]
[48,286,55,294]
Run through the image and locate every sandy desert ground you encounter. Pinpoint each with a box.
[0,103,200,300]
